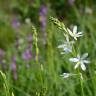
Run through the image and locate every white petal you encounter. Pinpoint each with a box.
[58,44,65,48]
[64,34,69,42]
[73,26,77,34]
[74,36,77,40]
[69,58,79,62]
[61,73,70,78]
[64,49,72,54]
[76,34,83,37]
[77,32,83,35]
[81,63,86,71]
[60,52,65,54]
[83,60,90,64]
[82,53,88,59]
[61,73,77,78]
[66,35,69,42]
[74,63,80,69]
[67,28,74,37]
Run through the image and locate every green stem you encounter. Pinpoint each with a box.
[80,78,84,96]
[72,45,77,56]
[78,70,84,96]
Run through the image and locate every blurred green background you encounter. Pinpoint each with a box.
[0,0,96,96]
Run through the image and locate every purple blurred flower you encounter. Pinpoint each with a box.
[11,56,18,80]
[12,56,16,62]
[26,34,33,42]
[22,49,32,61]
[13,72,18,80]
[0,49,6,71]
[11,62,17,71]
[39,5,47,28]
[27,44,32,50]
[11,56,17,71]
[40,16,46,27]
[39,5,48,44]
[68,0,75,6]
[12,18,20,29]
[0,49,5,58]
[15,39,19,49]
[40,5,48,15]
[0,60,7,71]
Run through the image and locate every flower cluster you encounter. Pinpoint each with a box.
[59,25,89,71]
[58,34,74,54]
[50,17,90,78]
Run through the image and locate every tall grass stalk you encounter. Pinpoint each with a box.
[32,25,39,64]
[0,71,10,96]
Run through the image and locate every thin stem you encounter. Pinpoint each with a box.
[78,69,84,96]
[80,78,84,96]
[72,45,77,56]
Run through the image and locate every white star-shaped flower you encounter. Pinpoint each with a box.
[67,26,83,40]
[60,73,77,78]
[58,34,74,54]
[69,53,90,71]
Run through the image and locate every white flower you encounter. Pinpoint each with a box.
[58,35,74,54]
[69,53,90,71]
[67,25,83,40]
[85,7,93,14]
[60,73,77,78]
[25,18,31,24]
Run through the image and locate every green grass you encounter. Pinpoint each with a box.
[0,1,96,96]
